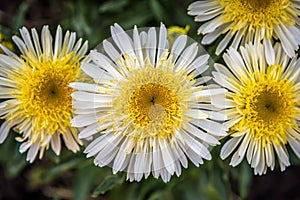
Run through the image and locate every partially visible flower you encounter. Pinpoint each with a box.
[0,25,88,162]
[214,43,300,174]
[0,33,14,53]
[168,25,190,35]
[70,23,227,182]
[187,0,300,64]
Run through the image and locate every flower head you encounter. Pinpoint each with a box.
[71,23,227,182]
[214,43,300,174]
[0,25,88,162]
[187,0,300,63]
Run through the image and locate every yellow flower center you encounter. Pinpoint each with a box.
[233,65,296,146]
[11,53,80,140]
[128,83,182,137]
[220,0,296,38]
[112,53,196,147]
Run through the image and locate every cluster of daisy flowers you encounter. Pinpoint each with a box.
[0,0,300,184]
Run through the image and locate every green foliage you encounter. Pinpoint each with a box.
[0,130,27,179]
[92,173,125,197]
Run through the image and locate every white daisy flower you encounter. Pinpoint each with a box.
[70,23,227,182]
[187,0,300,63]
[0,25,88,162]
[213,43,300,175]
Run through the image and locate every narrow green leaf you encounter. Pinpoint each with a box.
[41,158,82,182]
[239,161,252,198]
[13,2,29,29]
[99,0,128,13]
[149,0,165,21]
[92,173,124,197]
[73,165,102,200]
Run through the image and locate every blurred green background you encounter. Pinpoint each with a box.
[1,0,300,199]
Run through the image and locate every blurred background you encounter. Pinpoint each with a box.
[1,0,300,199]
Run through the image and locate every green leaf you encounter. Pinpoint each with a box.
[0,25,14,38]
[99,0,128,13]
[92,173,124,197]
[239,161,252,198]
[73,165,102,200]
[13,2,29,29]
[41,158,83,182]
[149,0,165,21]
[0,130,27,178]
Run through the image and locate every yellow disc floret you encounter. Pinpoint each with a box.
[233,65,296,146]
[112,53,196,148]
[128,83,182,138]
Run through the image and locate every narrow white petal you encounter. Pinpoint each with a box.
[171,35,187,62]
[156,23,167,62]
[72,91,112,103]
[111,23,134,56]
[53,25,63,59]
[89,51,123,80]
[146,27,157,66]
[264,38,275,65]
[220,137,243,159]
[50,133,61,155]
[0,121,10,143]
[274,143,290,167]
[62,131,80,152]
[192,119,228,136]
[27,142,40,163]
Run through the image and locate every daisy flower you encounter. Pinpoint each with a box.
[213,43,300,175]
[70,23,228,182]
[0,25,88,162]
[187,0,300,63]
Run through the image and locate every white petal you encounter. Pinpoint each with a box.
[146,27,157,66]
[26,142,40,163]
[220,137,243,159]
[78,122,110,139]
[185,123,220,145]
[215,31,234,55]
[274,143,290,167]
[0,121,10,143]
[183,129,212,160]
[192,119,228,136]
[158,138,175,174]
[53,25,63,59]
[20,27,36,57]
[111,23,134,56]
[112,138,133,173]
[19,141,32,153]
[264,38,275,65]
[133,26,144,66]
[89,51,123,80]
[72,91,112,103]
[69,82,101,93]
[50,133,61,155]
[85,133,113,157]
[156,23,167,62]
[171,35,187,62]
[71,114,98,127]
[62,131,80,152]
[230,134,251,167]
[175,43,198,71]
[288,136,300,158]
